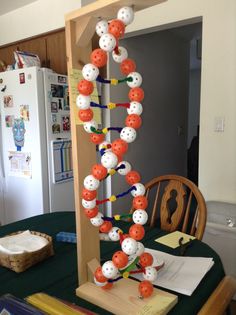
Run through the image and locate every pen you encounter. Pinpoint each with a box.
[179,237,193,256]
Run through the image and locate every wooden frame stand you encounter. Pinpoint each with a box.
[64,1,179,314]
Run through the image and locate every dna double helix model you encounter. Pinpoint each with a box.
[76,6,162,298]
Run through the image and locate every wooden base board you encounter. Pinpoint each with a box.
[76,278,177,315]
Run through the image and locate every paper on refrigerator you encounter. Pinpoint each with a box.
[8,151,32,178]
[132,248,214,296]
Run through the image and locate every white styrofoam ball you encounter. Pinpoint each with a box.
[117,161,132,175]
[108,227,121,241]
[112,46,128,63]
[134,242,145,256]
[82,198,96,209]
[94,276,107,287]
[127,101,143,116]
[98,141,112,152]
[90,212,104,227]
[96,20,109,37]
[121,237,138,255]
[120,127,137,143]
[132,210,148,225]
[117,6,134,25]
[131,183,146,197]
[82,63,99,81]
[102,261,118,278]
[101,151,118,169]
[84,175,100,191]
[143,266,158,282]
[99,233,110,241]
[127,72,142,88]
[83,120,98,133]
[76,94,91,109]
[99,34,116,52]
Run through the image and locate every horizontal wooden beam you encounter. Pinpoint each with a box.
[65,0,166,22]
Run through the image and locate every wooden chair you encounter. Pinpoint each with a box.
[130,175,236,313]
[130,174,207,240]
[198,275,236,315]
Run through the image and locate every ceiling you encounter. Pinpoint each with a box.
[0,0,38,16]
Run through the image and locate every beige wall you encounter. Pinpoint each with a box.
[1,0,235,203]
[0,0,81,46]
[125,0,236,203]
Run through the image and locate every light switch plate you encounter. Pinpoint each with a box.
[214,116,225,132]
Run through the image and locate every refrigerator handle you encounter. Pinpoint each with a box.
[0,114,5,178]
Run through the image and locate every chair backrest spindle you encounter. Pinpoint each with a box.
[130,175,206,240]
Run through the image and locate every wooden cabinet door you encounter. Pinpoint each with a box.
[0,44,18,69]
[0,29,67,74]
[46,30,67,75]
[18,37,47,68]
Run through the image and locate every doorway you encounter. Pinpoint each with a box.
[107,22,202,214]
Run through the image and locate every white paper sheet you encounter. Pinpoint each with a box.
[0,230,48,254]
[132,248,214,296]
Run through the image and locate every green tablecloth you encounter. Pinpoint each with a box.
[0,212,225,315]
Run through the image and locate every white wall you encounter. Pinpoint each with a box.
[0,0,81,46]
[125,0,236,203]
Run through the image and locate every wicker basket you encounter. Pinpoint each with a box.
[0,231,54,273]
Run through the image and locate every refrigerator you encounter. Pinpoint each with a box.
[0,67,74,225]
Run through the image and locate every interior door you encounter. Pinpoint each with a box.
[109,29,190,213]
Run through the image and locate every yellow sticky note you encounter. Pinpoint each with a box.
[155,231,195,249]
[68,68,101,125]
[138,291,178,315]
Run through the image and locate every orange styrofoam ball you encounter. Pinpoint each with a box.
[108,19,125,39]
[116,154,123,163]
[94,266,107,283]
[78,108,94,122]
[125,114,142,129]
[138,280,153,298]
[90,48,107,68]
[132,195,148,210]
[90,133,105,144]
[112,251,128,268]
[126,170,141,185]
[99,221,113,233]
[120,58,136,75]
[128,87,144,102]
[111,139,128,156]
[102,282,113,290]
[92,164,107,180]
[119,233,129,244]
[82,188,97,201]
[84,206,99,218]
[139,252,153,267]
[77,79,94,96]
[129,223,145,241]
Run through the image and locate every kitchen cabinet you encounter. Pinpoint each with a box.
[0,29,67,74]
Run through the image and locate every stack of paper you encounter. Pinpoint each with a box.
[132,248,214,296]
[26,293,96,315]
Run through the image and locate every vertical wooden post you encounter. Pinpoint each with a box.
[65,19,100,286]
[64,4,178,314]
